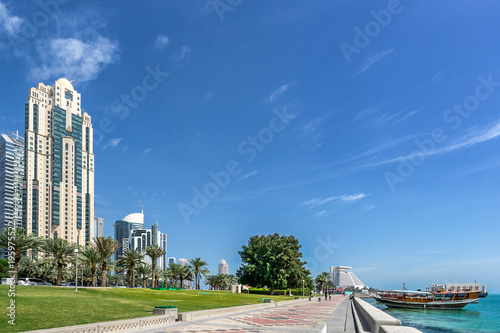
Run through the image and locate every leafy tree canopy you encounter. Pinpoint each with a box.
[236,233,310,294]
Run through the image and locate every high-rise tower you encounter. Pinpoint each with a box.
[0,132,25,233]
[23,78,94,245]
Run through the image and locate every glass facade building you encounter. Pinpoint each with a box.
[23,78,94,244]
[0,132,25,258]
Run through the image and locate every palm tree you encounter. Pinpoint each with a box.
[161,267,172,288]
[136,263,152,288]
[37,260,57,283]
[90,236,120,287]
[315,272,328,293]
[168,263,182,288]
[178,265,193,289]
[41,238,76,286]
[81,246,100,287]
[144,245,166,288]
[0,227,42,285]
[116,248,144,288]
[205,275,217,290]
[19,256,39,278]
[188,257,210,290]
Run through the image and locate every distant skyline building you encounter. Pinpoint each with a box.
[168,257,176,265]
[218,259,228,275]
[329,266,366,289]
[23,78,94,244]
[94,215,104,238]
[0,132,25,233]
[128,220,167,269]
[178,258,188,266]
[113,211,144,261]
[0,132,25,258]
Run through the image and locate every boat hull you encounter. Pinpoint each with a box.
[378,297,478,310]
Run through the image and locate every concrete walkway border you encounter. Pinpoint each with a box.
[353,297,423,333]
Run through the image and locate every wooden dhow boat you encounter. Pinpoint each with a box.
[374,290,479,310]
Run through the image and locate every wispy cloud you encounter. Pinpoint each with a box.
[302,193,367,208]
[103,138,123,149]
[353,103,385,122]
[0,1,22,36]
[361,119,500,168]
[356,48,394,76]
[315,210,328,217]
[200,92,214,104]
[143,148,152,154]
[172,45,191,63]
[263,82,295,104]
[153,35,169,50]
[242,170,258,179]
[31,36,119,83]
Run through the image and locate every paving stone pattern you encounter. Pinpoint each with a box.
[160,296,345,333]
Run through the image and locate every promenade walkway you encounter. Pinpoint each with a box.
[140,295,347,333]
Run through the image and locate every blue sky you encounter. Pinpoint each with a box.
[1,0,499,292]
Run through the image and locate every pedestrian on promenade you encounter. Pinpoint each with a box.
[325,291,328,300]
[329,292,332,301]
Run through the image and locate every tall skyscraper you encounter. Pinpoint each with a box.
[218,259,228,275]
[94,215,104,238]
[128,220,167,269]
[0,132,25,255]
[113,211,144,261]
[23,78,94,244]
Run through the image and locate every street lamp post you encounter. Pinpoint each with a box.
[74,248,79,292]
[302,279,305,298]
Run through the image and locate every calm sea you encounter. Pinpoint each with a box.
[366,294,500,333]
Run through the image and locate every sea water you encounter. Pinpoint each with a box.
[366,294,500,333]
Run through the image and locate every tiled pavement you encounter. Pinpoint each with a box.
[141,295,347,333]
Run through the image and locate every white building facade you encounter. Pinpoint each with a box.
[218,259,228,275]
[329,266,366,289]
[23,78,94,244]
[0,132,24,234]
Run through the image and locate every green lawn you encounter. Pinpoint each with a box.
[0,285,291,332]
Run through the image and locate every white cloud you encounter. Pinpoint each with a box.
[153,35,169,50]
[362,119,500,169]
[143,148,152,154]
[200,92,214,104]
[0,2,23,36]
[31,36,119,83]
[315,210,328,217]
[264,81,297,104]
[356,48,394,76]
[302,193,366,208]
[242,170,258,179]
[172,45,191,63]
[103,138,122,149]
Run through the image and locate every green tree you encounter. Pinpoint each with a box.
[315,272,329,292]
[188,257,210,290]
[144,245,166,288]
[136,263,151,288]
[81,246,100,287]
[19,256,39,278]
[37,260,57,283]
[116,248,144,288]
[178,265,193,289]
[41,238,76,286]
[0,227,42,284]
[0,258,10,278]
[205,275,217,290]
[236,233,310,294]
[90,236,120,287]
[168,263,182,287]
